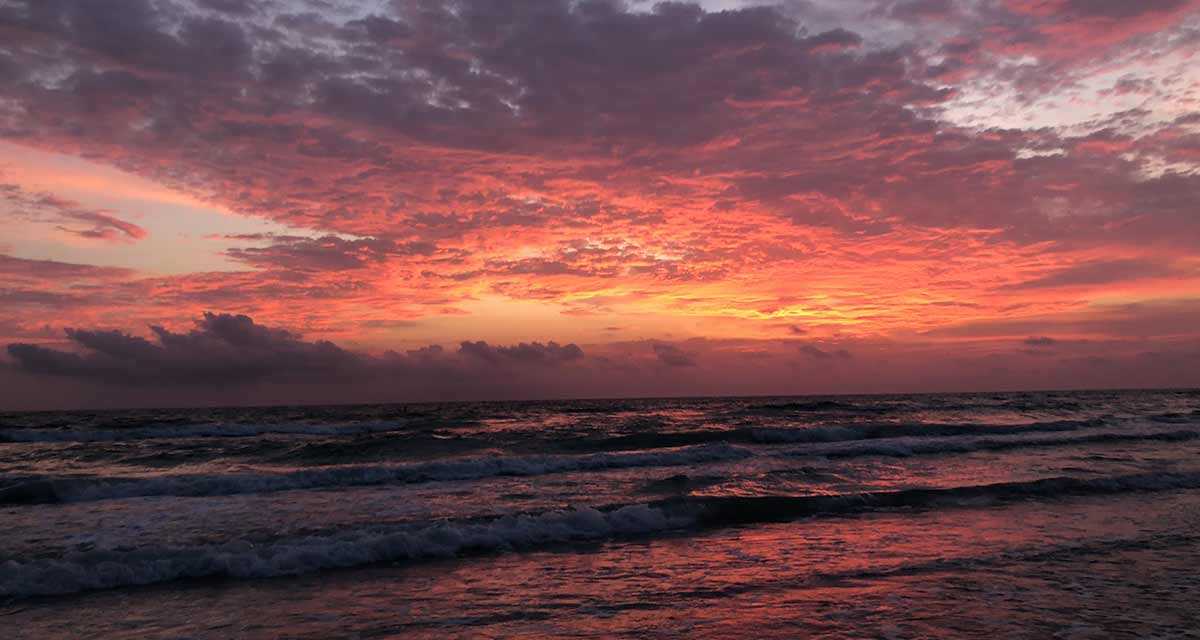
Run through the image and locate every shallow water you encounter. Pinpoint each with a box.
[3,389,1199,638]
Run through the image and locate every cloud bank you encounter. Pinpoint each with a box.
[3,311,1196,409]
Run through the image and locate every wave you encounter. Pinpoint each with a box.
[0,420,428,443]
[7,426,1198,506]
[3,411,1181,455]
[795,427,1200,460]
[577,418,1178,455]
[657,530,1200,605]
[5,470,1199,599]
[565,418,1115,452]
[1150,410,1200,424]
[0,503,691,599]
[732,399,898,415]
[682,471,1200,526]
[747,418,1109,444]
[0,443,754,505]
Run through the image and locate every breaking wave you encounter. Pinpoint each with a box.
[5,470,1199,599]
[0,503,690,599]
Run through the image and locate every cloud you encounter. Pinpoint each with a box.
[930,299,1200,340]
[3,315,1200,409]
[55,209,148,241]
[798,344,853,360]
[0,254,133,280]
[0,181,146,242]
[7,313,359,385]
[0,289,83,306]
[888,0,960,22]
[0,1,1195,263]
[1023,336,1059,347]
[458,340,584,365]
[223,234,436,272]
[5,312,586,387]
[1002,259,1183,290]
[1010,0,1191,21]
[652,343,696,367]
[194,0,257,16]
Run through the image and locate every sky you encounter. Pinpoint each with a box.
[0,0,1198,409]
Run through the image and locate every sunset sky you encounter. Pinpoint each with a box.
[1,0,1198,409]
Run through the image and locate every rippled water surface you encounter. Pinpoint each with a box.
[3,389,1199,638]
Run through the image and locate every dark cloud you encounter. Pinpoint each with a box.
[224,234,436,272]
[652,343,695,367]
[0,289,82,306]
[0,0,1194,255]
[6,313,585,386]
[888,0,959,22]
[458,340,584,365]
[1003,259,1183,290]
[1059,0,1189,19]
[0,254,131,279]
[194,0,259,17]
[1023,336,1058,347]
[3,320,1200,409]
[798,344,852,360]
[0,0,950,232]
[7,313,360,385]
[930,300,1200,340]
[799,27,863,52]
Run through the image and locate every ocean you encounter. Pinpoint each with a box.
[2,389,1199,638]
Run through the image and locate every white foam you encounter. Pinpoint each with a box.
[0,503,691,598]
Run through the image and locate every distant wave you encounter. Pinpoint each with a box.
[747,418,1109,444]
[732,399,898,415]
[4,413,1185,452]
[567,418,1114,452]
[0,443,754,505]
[5,470,1199,599]
[5,427,1199,506]
[795,427,1200,460]
[0,421,424,443]
[1150,410,1200,424]
[682,471,1200,526]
